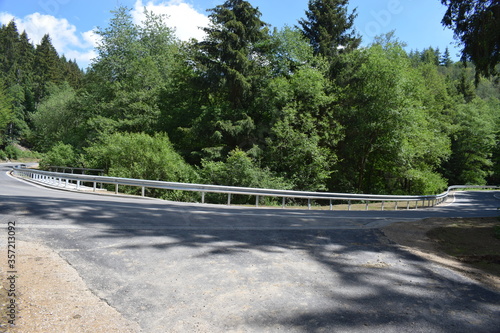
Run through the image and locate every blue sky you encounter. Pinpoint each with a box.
[0,0,460,69]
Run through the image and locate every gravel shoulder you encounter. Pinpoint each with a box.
[0,241,141,333]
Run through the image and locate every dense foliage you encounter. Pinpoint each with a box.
[441,0,500,81]
[1,0,499,199]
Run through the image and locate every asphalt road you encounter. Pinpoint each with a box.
[1,163,499,332]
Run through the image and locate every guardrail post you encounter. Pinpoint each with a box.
[115,184,118,194]
[381,201,385,211]
[407,201,410,210]
[141,186,145,197]
[201,192,205,204]
[348,201,352,211]
[330,199,333,211]
[308,199,311,210]
[93,182,97,192]
[255,195,259,207]
[228,193,231,206]
[365,202,369,211]
[394,202,398,211]
[282,197,286,209]
[76,180,80,190]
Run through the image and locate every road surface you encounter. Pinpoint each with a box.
[1,163,499,332]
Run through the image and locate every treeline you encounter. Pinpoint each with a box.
[1,0,500,200]
[0,19,83,159]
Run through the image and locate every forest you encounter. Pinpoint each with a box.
[1,0,499,202]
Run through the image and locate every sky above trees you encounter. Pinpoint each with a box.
[0,0,461,69]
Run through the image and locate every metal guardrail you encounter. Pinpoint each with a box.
[47,166,104,175]
[10,167,500,210]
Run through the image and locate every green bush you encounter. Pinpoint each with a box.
[84,132,199,201]
[200,148,292,205]
[4,145,19,160]
[0,145,41,162]
[39,142,79,169]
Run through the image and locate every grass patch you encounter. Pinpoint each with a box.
[427,219,500,277]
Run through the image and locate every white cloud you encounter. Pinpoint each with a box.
[0,0,210,69]
[82,29,101,49]
[0,12,15,24]
[0,11,97,68]
[132,0,210,41]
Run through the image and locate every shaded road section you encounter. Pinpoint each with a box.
[1,164,499,332]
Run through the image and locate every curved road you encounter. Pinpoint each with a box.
[1,164,499,332]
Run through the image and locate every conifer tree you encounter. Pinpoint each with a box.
[0,81,13,146]
[0,21,21,83]
[298,0,360,57]
[199,0,271,110]
[440,47,453,67]
[33,34,63,102]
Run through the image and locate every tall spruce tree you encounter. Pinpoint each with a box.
[33,34,63,102]
[199,0,270,110]
[0,21,21,83]
[440,47,453,67]
[0,81,13,146]
[18,31,35,84]
[298,0,361,57]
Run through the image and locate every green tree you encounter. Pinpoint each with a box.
[181,0,272,158]
[298,0,360,57]
[268,26,317,77]
[85,132,197,183]
[442,0,500,81]
[0,82,13,146]
[33,34,64,102]
[0,21,21,83]
[18,31,35,75]
[86,7,179,135]
[332,43,449,194]
[420,47,440,66]
[265,115,331,191]
[31,82,80,151]
[201,148,291,204]
[441,98,498,185]
[198,0,271,110]
[440,47,454,67]
[39,142,79,169]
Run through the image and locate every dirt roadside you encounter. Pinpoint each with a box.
[0,218,498,332]
[0,241,141,333]
[381,217,500,292]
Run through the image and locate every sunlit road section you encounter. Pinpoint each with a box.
[1,163,499,332]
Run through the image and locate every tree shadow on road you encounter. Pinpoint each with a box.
[1,194,500,332]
